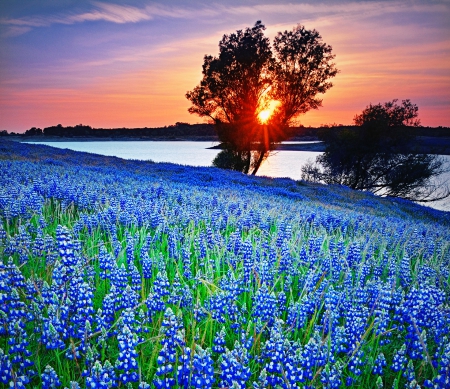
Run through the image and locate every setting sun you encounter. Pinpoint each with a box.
[257,100,281,124]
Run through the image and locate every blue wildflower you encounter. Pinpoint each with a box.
[42,365,61,389]
[116,324,139,385]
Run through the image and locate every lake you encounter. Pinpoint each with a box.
[22,140,450,211]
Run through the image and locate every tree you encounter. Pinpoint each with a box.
[186,21,338,174]
[353,99,420,127]
[302,100,450,202]
[24,127,43,136]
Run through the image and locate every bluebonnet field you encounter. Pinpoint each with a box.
[0,140,449,389]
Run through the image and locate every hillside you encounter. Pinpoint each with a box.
[0,140,449,388]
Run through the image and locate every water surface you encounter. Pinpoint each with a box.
[23,140,450,211]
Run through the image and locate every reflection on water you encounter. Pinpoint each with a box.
[23,141,449,211]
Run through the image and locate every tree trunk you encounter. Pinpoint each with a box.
[251,149,267,175]
[243,150,251,174]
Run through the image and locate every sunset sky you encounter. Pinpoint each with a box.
[1,0,449,132]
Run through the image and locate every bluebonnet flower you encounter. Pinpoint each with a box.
[56,225,77,278]
[85,359,116,389]
[33,233,45,257]
[358,261,372,287]
[155,344,176,388]
[344,306,369,353]
[168,273,182,305]
[219,342,251,389]
[181,244,192,279]
[287,294,317,330]
[141,252,153,279]
[41,304,67,351]
[320,361,343,389]
[398,286,444,343]
[8,321,35,380]
[42,365,61,389]
[154,270,171,297]
[346,243,361,270]
[252,283,278,326]
[258,258,274,287]
[116,324,139,385]
[69,281,95,339]
[145,291,165,322]
[399,254,412,287]
[190,345,215,389]
[98,244,114,279]
[213,327,227,354]
[226,231,241,257]
[0,348,13,385]
[279,240,293,273]
[299,331,327,382]
[329,251,343,283]
[177,346,192,387]
[241,239,254,283]
[4,288,27,324]
[168,228,180,258]
[262,320,291,386]
[110,263,128,292]
[329,326,347,355]
[348,349,365,376]
[0,223,6,244]
[112,239,122,260]
[101,286,118,328]
[119,285,139,310]
[125,231,136,269]
[196,233,207,261]
[178,285,193,309]
[321,286,342,334]
[252,368,268,389]
[277,290,286,309]
[405,326,428,360]
[6,258,27,288]
[208,290,238,324]
[193,303,207,322]
[391,344,407,373]
[154,308,184,389]
[432,340,450,388]
[403,359,417,385]
[372,352,386,375]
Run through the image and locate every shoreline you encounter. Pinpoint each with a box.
[4,135,450,155]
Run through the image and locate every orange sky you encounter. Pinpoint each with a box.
[1,1,449,132]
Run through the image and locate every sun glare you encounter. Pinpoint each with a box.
[258,100,281,124]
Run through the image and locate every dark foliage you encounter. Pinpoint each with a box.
[24,127,43,136]
[38,123,216,138]
[302,100,450,202]
[186,21,338,175]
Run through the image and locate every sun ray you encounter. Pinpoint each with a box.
[257,100,281,124]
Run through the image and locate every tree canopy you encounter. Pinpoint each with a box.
[302,100,450,202]
[186,21,338,174]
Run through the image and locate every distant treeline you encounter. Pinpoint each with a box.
[1,122,449,138]
[20,123,218,138]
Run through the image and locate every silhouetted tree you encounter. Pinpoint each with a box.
[186,21,338,174]
[0,130,8,136]
[353,99,420,127]
[302,100,450,202]
[24,127,43,136]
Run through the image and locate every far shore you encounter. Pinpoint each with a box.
[4,135,450,155]
[9,135,221,143]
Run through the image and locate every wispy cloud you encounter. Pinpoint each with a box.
[3,1,447,37]
[69,2,152,24]
[0,2,154,35]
